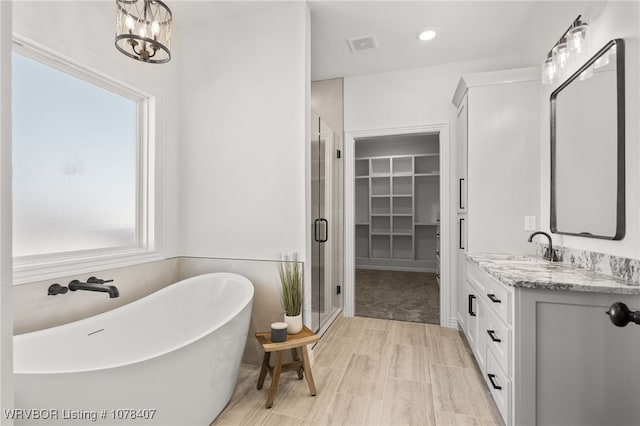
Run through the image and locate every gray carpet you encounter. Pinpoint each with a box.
[355,269,440,324]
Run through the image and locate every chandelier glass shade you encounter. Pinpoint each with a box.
[115,0,172,64]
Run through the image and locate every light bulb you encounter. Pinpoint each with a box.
[417,30,437,41]
[541,56,556,85]
[151,20,160,36]
[125,15,135,31]
[568,22,588,56]
[139,25,147,38]
[552,39,569,71]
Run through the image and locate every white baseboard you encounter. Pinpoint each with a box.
[355,265,438,273]
[449,316,460,329]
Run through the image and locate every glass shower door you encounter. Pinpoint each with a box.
[311,112,342,332]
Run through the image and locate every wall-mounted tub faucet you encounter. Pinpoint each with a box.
[87,276,114,284]
[47,283,68,296]
[527,231,559,262]
[68,279,119,298]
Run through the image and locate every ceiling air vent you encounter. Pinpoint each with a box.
[347,34,378,53]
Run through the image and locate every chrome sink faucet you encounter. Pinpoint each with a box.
[527,231,559,262]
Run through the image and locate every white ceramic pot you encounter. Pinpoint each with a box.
[283,313,303,334]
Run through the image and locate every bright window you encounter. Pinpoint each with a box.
[12,43,156,280]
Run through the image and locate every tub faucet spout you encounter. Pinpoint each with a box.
[68,280,120,298]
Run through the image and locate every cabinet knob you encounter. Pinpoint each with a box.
[606,302,640,327]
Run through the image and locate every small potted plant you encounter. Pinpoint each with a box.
[278,253,303,334]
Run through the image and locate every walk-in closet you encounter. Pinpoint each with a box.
[354,133,441,324]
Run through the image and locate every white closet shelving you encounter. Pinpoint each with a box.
[355,151,439,272]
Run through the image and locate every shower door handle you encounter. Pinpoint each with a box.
[314,218,329,242]
[314,218,321,242]
[319,218,329,243]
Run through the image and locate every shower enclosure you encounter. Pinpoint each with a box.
[310,110,343,333]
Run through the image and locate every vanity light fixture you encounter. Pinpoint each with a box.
[115,0,172,64]
[541,15,589,85]
[417,30,437,41]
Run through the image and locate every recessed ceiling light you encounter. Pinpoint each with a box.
[417,30,437,42]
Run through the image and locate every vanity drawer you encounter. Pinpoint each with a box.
[466,264,486,294]
[483,275,512,325]
[468,262,512,325]
[485,348,510,425]
[484,304,511,374]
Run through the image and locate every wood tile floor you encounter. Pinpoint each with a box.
[212,316,504,426]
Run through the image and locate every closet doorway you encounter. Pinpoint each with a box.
[345,126,451,326]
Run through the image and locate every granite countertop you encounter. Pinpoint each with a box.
[466,253,640,295]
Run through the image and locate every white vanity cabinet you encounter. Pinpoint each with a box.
[466,257,640,426]
[455,94,468,214]
[466,261,514,423]
[451,68,540,330]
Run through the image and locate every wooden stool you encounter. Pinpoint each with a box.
[255,326,319,408]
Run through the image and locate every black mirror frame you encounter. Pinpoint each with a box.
[550,38,625,240]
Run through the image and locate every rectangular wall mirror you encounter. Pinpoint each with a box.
[550,38,625,240]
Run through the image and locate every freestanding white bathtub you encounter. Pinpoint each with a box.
[13,272,254,425]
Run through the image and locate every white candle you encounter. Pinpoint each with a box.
[270,322,288,342]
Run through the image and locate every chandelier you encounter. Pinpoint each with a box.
[115,0,172,64]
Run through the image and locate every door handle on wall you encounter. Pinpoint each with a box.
[459,218,465,250]
[319,218,329,243]
[459,178,465,209]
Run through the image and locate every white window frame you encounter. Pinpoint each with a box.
[11,34,161,285]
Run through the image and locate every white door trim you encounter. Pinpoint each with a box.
[344,124,454,328]
[0,1,14,415]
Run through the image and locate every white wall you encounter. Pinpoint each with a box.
[344,55,526,132]
[539,0,640,258]
[344,54,530,326]
[177,2,309,263]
